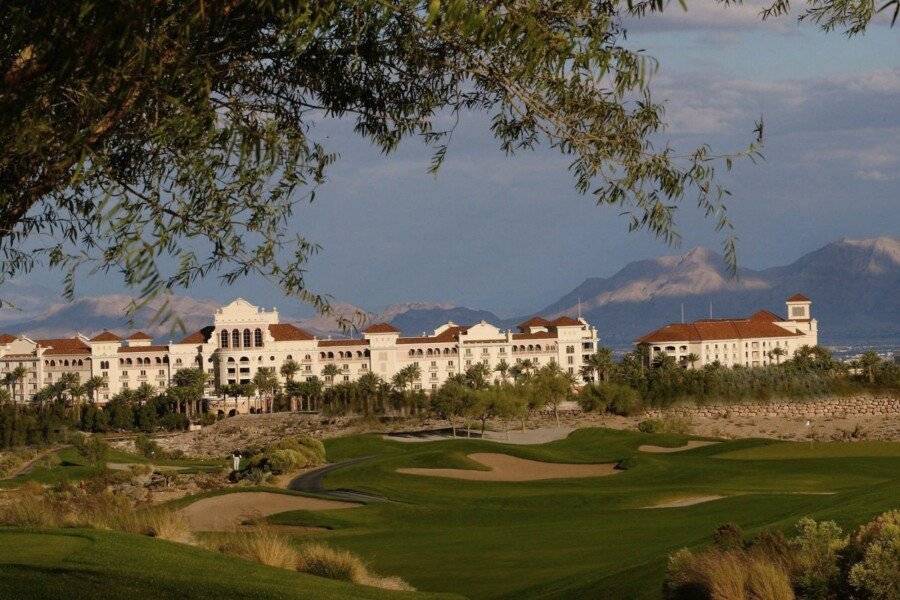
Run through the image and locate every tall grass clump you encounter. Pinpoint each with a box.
[210,527,300,569]
[665,512,899,600]
[295,542,368,582]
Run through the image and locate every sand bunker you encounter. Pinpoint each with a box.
[638,440,720,453]
[397,452,618,482]
[643,495,726,509]
[179,492,360,531]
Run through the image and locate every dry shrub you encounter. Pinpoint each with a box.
[296,542,368,582]
[214,527,299,569]
[665,548,794,600]
[745,559,794,600]
[360,574,415,592]
[131,508,193,544]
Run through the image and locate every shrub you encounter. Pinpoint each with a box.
[638,416,692,435]
[791,517,847,599]
[214,527,300,569]
[296,543,368,582]
[615,456,638,471]
[267,449,307,473]
[71,434,110,466]
[134,434,161,458]
[269,435,326,465]
[847,511,900,600]
[745,558,795,600]
[597,383,643,416]
[713,523,744,551]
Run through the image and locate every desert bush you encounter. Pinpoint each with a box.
[267,448,307,473]
[791,517,847,599]
[596,383,643,416]
[847,511,900,600]
[134,434,162,458]
[71,434,110,466]
[638,416,693,435]
[269,435,326,465]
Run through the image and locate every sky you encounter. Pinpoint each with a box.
[13,3,900,318]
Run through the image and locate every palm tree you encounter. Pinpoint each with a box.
[253,368,279,412]
[4,366,28,402]
[652,353,678,371]
[583,348,615,382]
[280,359,300,383]
[0,388,10,405]
[519,358,535,375]
[768,347,786,365]
[321,363,340,386]
[83,375,105,403]
[857,350,882,384]
[494,359,510,383]
[684,353,700,369]
[69,383,86,420]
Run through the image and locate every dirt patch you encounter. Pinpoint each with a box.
[107,462,189,472]
[643,495,726,508]
[638,440,720,453]
[397,452,619,482]
[179,491,360,531]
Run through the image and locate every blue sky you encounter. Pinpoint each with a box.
[15,4,900,318]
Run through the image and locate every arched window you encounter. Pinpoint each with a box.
[156,357,161,364]
[239,356,249,363]
[535,345,541,352]
[304,354,310,360]
[227,357,235,363]
[327,352,334,359]
[63,360,69,367]
[527,345,534,352]
[364,350,370,357]
[409,350,415,356]
[243,329,251,347]
[163,356,169,363]
[286,355,293,360]
[175,358,183,365]
[417,349,424,356]
[232,329,240,347]
[319,352,326,359]
[126,358,133,365]
[254,328,263,347]
[50,360,56,366]
[221,330,229,348]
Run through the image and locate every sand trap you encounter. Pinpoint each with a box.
[638,440,720,453]
[397,452,618,482]
[643,495,726,508]
[179,492,360,531]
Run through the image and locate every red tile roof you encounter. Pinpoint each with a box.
[318,339,369,347]
[90,331,121,342]
[178,326,214,344]
[118,345,169,353]
[37,338,91,355]
[787,293,811,302]
[268,323,315,342]
[518,316,551,329]
[363,323,400,334]
[512,331,557,340]
[637,319,803,344]
[127,331,152,340]
[0,334,15,344]
[750,310,783,322]
[550,316,582,327]
[398,326,468,345]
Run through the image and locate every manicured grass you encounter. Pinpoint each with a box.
[0,528,457,600]
[261,428,900,599]
[716,440,900,459]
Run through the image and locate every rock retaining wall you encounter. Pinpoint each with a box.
[644,395,899,420]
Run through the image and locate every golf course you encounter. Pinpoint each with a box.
[2,427,899,599]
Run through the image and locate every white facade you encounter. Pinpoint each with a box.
[1,298,599,407]
[637,294,818,368]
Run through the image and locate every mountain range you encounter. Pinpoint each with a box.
[1,237,897,347]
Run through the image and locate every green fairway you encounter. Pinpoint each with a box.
[0,528,457,600]
[259,428,900,599]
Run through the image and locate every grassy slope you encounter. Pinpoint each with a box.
[261,429,900,599]
[0,528,457,600]
[0,447,223,489]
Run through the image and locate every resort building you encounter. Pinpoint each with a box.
[0,298,599,407]
[636,294,818,368]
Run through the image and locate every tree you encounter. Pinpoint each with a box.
[0,388,9,405]
[321,364,340,386]
[465,362,491,390]
[172,368,207,416]
[684,353,701,369]
[857,351,882,385]
[431,381,474,437]
[494,359,511,384]
[2,0,796,323]
[3,366,28,401]
[253,368,280,413]
[83,375,105,403]
[652,354,678,371]
[533,364,572,429]
[583,348,616,382]
[280,360,300,383]
[768,347,786,365]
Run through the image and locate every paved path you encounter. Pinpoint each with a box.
[287,456,387,503]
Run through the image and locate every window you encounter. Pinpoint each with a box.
[567,356,574,364]
[465,349,472,356]
[232,329,240,347]
[255,328,263,347]
[791,306,805,317]
[221,330,229,348]
[482,348,489,355]
[566,345,575,354]
[243,329,251,347]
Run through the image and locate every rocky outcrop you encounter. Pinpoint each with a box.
[644,395,899,420]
